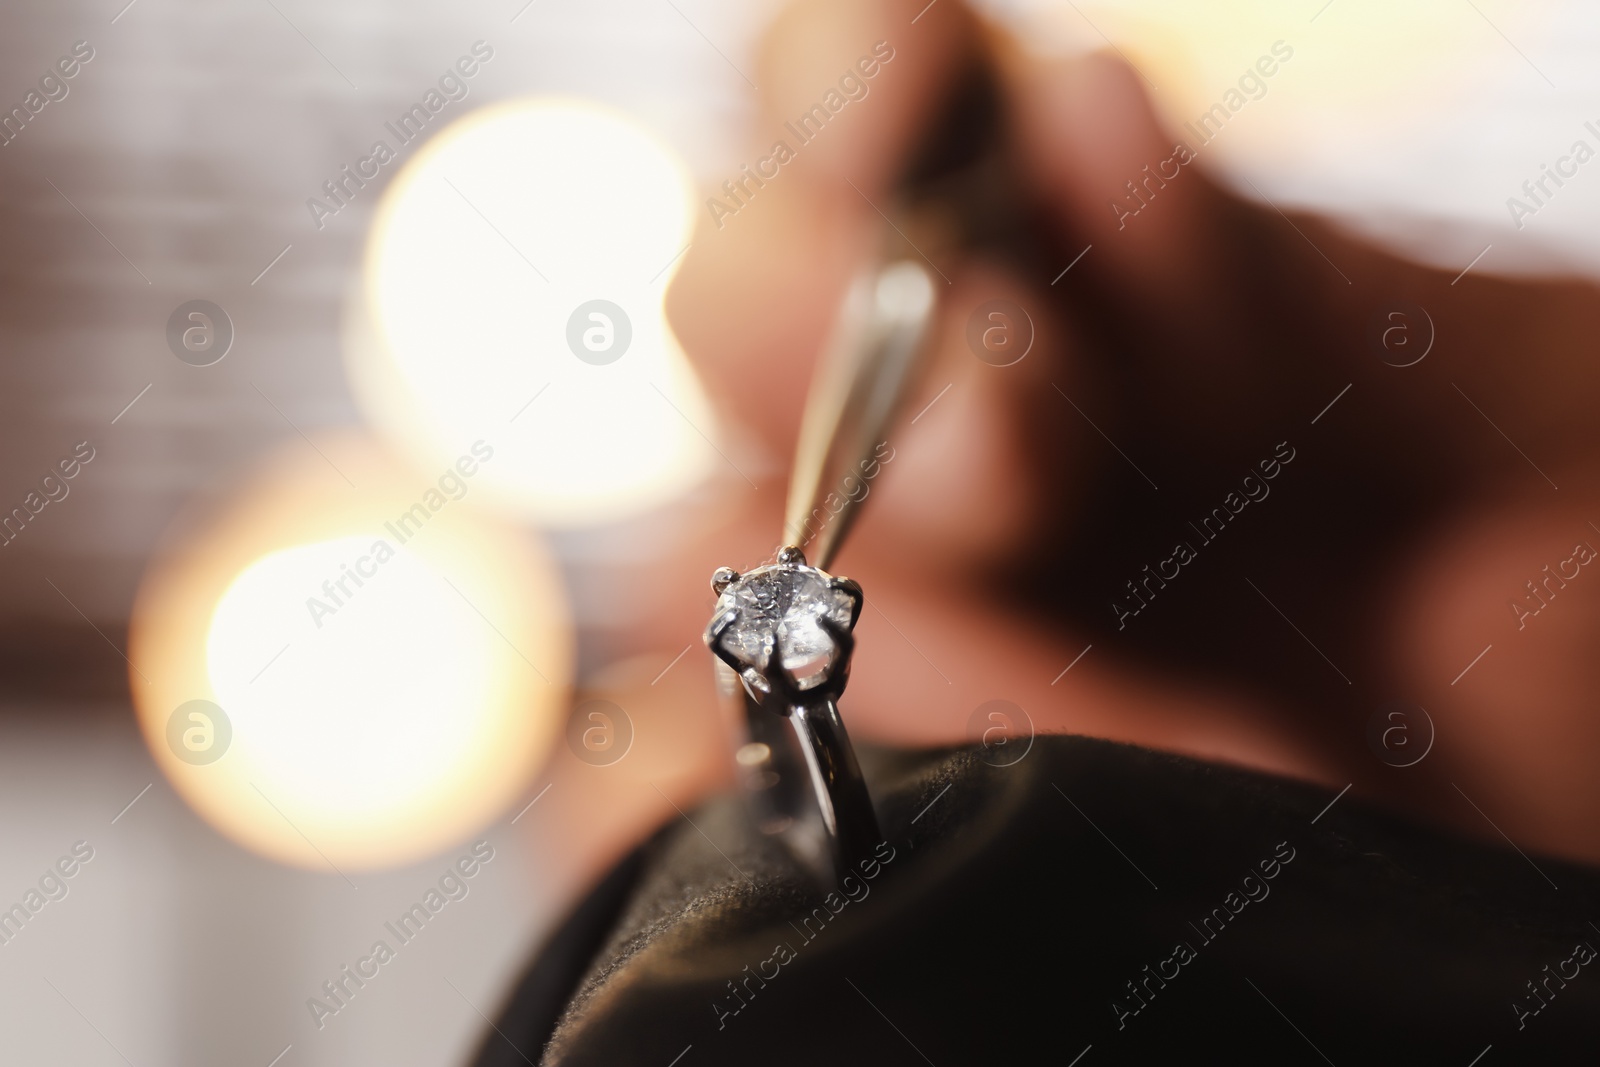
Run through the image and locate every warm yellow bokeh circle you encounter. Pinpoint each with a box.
[346,96,720,527]
[129,434,572,871]
[1002,0,1550,163]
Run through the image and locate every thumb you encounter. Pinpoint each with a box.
[999,47,1236,299]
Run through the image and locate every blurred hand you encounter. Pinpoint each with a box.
[644,0,1600,863]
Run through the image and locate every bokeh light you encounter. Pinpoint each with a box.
[993,0,1548,161]
[346,97,721,527]
[129,434,572,870]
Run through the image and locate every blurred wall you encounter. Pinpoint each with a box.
[1,1,1598,1065]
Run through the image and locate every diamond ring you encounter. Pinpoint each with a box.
[703,261,935,880]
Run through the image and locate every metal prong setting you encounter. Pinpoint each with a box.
[707,607,777,702]
[830,576,864,629]
[705,609,744,671]
[705,560,861,710]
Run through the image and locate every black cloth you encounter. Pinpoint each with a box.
[473,736,1600,1065]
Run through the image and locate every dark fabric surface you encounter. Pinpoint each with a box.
[475,735,1600,1065]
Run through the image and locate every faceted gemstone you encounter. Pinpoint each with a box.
[712,563,855,692]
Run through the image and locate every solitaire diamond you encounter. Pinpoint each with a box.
[712,563,856,693]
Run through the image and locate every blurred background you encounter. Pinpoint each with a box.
[1,0,1597,1063]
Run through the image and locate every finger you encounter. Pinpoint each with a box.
[991,41,1381,433]
[1392,497,1600,860]
[755,0,972,193]
[666,0,979,458]
[850,255,1089,579]
[996,47,1228,297]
